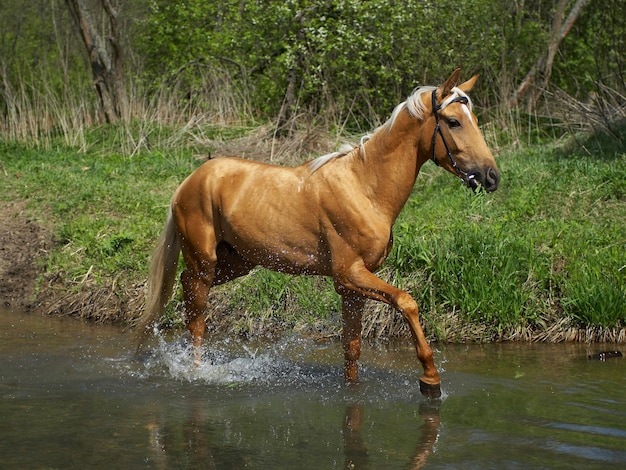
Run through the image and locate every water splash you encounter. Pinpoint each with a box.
[135,332,337,387]
[129,331,436,404]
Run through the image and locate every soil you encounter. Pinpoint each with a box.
[0,201,49,309]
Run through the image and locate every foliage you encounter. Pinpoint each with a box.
[1,0,624,142]
[555,0,626,99]
[136,0,571,125]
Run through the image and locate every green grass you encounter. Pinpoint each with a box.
[388,131,625,335]
[0,124,624,339]
[0,142,197,284]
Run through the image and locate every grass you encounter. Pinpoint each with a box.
[389,133,626,338]
[0,122,624,342]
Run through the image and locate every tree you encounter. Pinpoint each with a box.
[509,0,591,110]
[65,0,128,124]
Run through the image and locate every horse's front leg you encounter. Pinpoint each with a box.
[337,263,441,398]
[339,290,367,383]
[399,295,441,399]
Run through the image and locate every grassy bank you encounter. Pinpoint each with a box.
[0,124,624,342]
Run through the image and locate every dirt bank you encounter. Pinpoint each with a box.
[0,200,141,323]
[0,201,49,309]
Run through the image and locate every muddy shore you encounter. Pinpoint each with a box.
[0,201,48,310]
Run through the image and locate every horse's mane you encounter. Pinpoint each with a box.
[386,85,473,130]
[386,86,436,130]
[308,143,355,173]
[308,85,473,173]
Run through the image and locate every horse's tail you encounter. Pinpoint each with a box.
[136,206,180,349]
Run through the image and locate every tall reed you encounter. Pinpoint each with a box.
[0,67,252,154]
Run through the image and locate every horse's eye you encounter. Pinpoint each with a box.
[447,118,461,129]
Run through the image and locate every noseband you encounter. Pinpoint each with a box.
[430,90,472,184]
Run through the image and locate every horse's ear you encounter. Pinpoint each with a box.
[438,68,462,98]
[457,74,479,93]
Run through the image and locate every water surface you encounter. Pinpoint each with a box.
[1,309,625,469]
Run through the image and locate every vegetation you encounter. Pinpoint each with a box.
[2,0,624,142]
[1,121,624,341]
[0,0,624,341]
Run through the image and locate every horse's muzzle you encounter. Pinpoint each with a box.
[468,167,499,192]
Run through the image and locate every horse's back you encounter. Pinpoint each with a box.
[174,156,305,209]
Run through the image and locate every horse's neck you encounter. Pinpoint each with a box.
[359,108,429,222]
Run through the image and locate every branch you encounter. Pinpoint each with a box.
[509,0,591,108]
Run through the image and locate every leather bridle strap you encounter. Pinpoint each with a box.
[430,89,470,181]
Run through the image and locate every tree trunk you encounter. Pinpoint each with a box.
[509,0,591,109]
[275,67,298,137]
[65,0,128,124]
[275,7,309,137]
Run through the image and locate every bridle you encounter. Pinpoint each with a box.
[430,89,474,185]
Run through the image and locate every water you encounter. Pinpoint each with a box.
[1,309,625,469]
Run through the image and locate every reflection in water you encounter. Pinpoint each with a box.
[145,400,218,470]
[144,399,442,469]
[139,333,444,468]
[343,402,441,470]
[410,403,441,469]
[343,405,369,469]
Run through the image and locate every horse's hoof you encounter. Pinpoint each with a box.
[419,378,441,399]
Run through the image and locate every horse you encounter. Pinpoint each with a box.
[136,69,500,398]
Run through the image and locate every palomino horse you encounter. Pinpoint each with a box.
[137,69,500,398]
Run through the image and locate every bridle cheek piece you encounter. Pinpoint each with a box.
[430,90,473,185]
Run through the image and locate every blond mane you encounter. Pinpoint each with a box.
[308,143,354,173]
[308,85,473,173]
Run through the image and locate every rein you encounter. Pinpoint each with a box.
[430,90,473,184]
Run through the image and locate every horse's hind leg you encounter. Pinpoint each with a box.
[181,268,213,352]
[179,232,218,362]
[180,240,253,365]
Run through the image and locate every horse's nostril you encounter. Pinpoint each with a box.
[486,167,499,191]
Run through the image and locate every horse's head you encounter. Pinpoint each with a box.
[425,69,500,192]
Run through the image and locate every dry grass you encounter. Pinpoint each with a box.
[202,121,345,165]
[546,83,626,137]
[36,276,145,326]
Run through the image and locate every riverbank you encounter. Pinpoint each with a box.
[0,125,624,343]
[0,201,48,309]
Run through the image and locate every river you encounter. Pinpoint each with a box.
[1,308,625,469]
